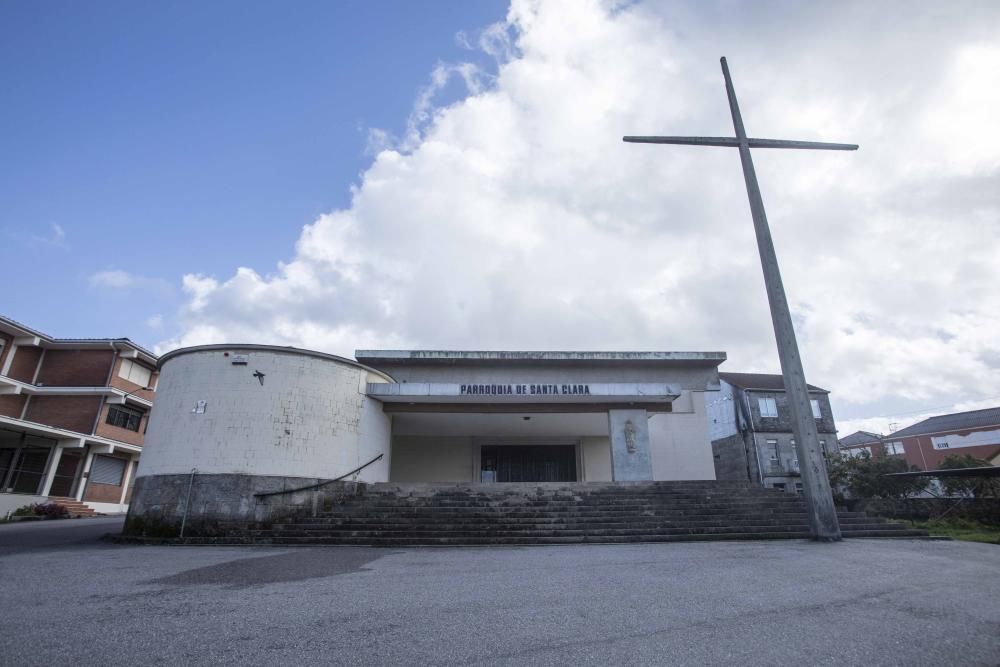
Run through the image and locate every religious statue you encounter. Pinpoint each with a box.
[624,420,637,453]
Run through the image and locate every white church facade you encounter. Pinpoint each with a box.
[135,345,724,493]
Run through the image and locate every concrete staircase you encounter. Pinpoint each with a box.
[258,481,929,546]
[47,497,98,517]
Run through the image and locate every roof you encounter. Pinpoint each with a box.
[158,344,393,381]
[0,314,157,363]
[839,430,883,447]
[719,372,827,393]
[355,350,727,367]
[889,406,1000,439]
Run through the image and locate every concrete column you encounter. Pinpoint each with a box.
[76,451,96,501]
[0,343,16,376]
[39,445,65,497]
[608,409,654,481]
[118,457,136,505]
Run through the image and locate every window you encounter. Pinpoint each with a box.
[772,483,786,491]
[90,455,126,486]
[845,447,870,458]
[766,439,779,461]
[810,400,822,418]
[106,405,143,432]
[885,441,904,455]
[819,440,827,454]
[758,397,778,418]
[931,436,950,450]
[118,358,152,388]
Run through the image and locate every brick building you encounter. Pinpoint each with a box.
[708,372,839,493]
[837,430,890,458]
[876,407,1000,471]
[0,316,157,516]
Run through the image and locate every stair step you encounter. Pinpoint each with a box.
[252,482,928,545]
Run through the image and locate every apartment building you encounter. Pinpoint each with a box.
[0,316,157,516]
[708,372,839,492]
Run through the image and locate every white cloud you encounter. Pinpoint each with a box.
[145,314,164,330]
[90,269,172,293]
[163,0,1000,427]
[30,223,68,249]
[90,269,138,289]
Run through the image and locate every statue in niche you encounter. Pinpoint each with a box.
[624,420,637,453]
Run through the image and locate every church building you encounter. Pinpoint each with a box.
[128,345,726,528]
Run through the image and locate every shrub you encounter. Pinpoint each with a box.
[937,455,1000,498]
[827,450,930,499]
[31,503,70,519]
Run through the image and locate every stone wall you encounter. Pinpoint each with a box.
[742,389,837,435]
[123,473,367,538]
[842,498,1000,524]
[711,434,753,482]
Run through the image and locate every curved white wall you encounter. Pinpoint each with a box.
[138,347,392,482]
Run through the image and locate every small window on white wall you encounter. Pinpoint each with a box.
[118,358,152,388]
[758,397,778,417]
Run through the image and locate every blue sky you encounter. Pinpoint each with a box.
[2,0,999,434]
[1,0,506,343]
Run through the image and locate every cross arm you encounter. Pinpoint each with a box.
[623,136,738,147]
[747,138,857,151]
[623,136,858,151]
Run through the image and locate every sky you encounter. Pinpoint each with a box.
[2,0,999,437]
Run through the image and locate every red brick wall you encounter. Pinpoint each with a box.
[24,395,102,433]
[84,481,125,503]
[902,424,1000,470]
[0,394,27,418]
[94,403,146,446]
[108,357,157,402]
[7,345,42,382]
[36,349,115,387]
[82,453,134,503]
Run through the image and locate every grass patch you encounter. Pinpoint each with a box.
[908,518,1000,544]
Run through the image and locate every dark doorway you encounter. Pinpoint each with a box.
[481,445,577,483]
[48,451,83,498]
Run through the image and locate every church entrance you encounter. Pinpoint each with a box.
[480,444,577,483]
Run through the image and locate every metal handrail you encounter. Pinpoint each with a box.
[253,453,385,499]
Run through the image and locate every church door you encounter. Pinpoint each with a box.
[480,445,577,483]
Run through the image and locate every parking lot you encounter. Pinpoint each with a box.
[1,518,998,666]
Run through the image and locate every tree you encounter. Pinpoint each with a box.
[937,455,1000,498]
[827,450,930,500]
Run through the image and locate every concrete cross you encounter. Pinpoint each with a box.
[624,57,857,541]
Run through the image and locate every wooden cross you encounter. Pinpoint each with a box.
[624,57,857,541]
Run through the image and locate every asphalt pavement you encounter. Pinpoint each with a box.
[0,518,998,666]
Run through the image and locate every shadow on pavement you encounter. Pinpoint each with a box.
[148,547,390,588]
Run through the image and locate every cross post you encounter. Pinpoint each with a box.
[624,57,856,541]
